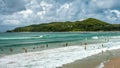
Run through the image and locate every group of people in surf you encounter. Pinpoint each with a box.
[0,43,70,53]
[0,44,49,53]
[0,38,109,54]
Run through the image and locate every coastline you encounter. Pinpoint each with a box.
[59,48,120,68]
[5,31,120,33]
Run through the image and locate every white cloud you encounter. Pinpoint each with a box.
[57,3,71,19]
[92,0,114,9]
[110,10,120,17]
[1,20,20,25]
[18,9,33,18]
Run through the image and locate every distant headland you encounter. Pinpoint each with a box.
[7,18,120,32]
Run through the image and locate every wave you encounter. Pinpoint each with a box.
[110,36,120,39]
[92,36,99,39]
[0,39,120,68]
[0,35,44,40]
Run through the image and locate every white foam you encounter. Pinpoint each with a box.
[111,36,120,39]
[97,62,104,68]
[0,35,44,40]
[92,36,99,39]
[0,38,120,68]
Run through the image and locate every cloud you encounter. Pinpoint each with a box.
[18,9,33,18]
[0,0,120,32]
[1,20,20,26]
[0,0,26,14]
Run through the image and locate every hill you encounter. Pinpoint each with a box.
[7,18,120,32]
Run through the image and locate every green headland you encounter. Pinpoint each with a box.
[7,18,120,32]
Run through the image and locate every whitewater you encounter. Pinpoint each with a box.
[0,36,120,68]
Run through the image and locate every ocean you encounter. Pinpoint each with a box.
[0,32,120,68]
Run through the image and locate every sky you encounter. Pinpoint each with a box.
[0,0,120,32]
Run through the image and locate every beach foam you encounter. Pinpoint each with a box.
[92,36,99,39]
[97,62,105,68]
[0,35,44,40]
[0,38,120,68]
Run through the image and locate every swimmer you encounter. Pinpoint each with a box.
[10,48,13,52]
[46,44,48,47]
[66,43,68,47]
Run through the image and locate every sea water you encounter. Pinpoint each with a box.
[0,32,120,68]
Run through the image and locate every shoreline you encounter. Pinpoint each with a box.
[5,31,120,33]
[59,48,120,68]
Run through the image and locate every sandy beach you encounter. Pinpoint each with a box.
[60,49,120,68]
[104,58,120,68]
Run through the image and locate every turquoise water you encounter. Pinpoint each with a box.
[0,32,120,56]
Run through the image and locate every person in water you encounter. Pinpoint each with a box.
[84,43,87,50]
[66,43,68,47]
[102,44,104,48]
[22,48,27,53]
[33,47,35,49]
[10,48,13,52]
[102,44,104,55]
[25,49,27,53]
[46,44,48,47]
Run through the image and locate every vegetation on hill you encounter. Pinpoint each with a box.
[7,18,120,32]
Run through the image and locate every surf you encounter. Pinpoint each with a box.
[0,37,120,68]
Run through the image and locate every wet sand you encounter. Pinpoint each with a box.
[104,58,120,68]
[59,49,120,68]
